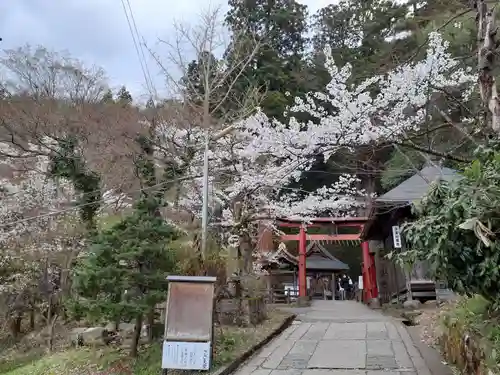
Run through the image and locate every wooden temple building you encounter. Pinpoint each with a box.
[264,241,350,301]
[258,165,459,306]
[361,165,459,303]
[258,217,378,305]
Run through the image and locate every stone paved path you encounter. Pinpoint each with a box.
[234,300,432,375]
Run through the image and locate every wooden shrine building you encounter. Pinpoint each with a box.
[265,241,350,300]
[361,165,460,303]
[258,217,378,305]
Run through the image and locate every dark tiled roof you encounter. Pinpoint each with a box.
[274,241,350,271]
[376,166,459,203]
[306,256,349,271]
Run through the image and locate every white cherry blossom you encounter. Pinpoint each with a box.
[153,32,475,271]
[239,32,475,165]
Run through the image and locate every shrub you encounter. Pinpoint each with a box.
[402,143,500,305]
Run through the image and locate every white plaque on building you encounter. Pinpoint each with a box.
[392,225,402,249]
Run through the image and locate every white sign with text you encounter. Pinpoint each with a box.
[392,225,402,249]
[161,341,211,370]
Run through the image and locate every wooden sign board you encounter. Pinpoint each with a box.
[162,275,216,371]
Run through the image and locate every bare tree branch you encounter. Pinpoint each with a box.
[148,6,264,127]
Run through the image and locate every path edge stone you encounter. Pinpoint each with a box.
[213,314,297,375]
[405,325,454,375]
[396,321,433,375]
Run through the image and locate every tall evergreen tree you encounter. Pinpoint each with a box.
[101,89,114,104]
[224,0,310,120]
[310,0,410,84]
[179,51,220,112]
[70,136,179,357]
[70,210,178,356]
[117,86,133,106]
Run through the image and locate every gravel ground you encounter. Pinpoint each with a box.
[416,308,442,348]
[382,301,456,349]
[415,302,455,349]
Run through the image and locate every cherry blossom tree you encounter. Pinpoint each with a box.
[156,120,365,280]
[160,32,476,276]
[0,143,74,287]
[0,139,132,345]
[0,140,78,344]
[239,32,476,170]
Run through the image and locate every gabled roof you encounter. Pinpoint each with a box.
[306,256,349,271]
[376,166,459,204]
[275,241,349,271]
[306,242,349,270]
[361,166,461,240]
[306,241,336,260]
[275,245,297,264]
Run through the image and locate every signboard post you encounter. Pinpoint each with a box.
[162,275,216,374]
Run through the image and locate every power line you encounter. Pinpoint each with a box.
[0,163,423,230]
[120,0,155,98]
[124,0,157,99]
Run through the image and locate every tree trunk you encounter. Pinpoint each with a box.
[234,278,244,326]
[240,232,253,275]
[405,265,414,301]
[475,0,500,132]
[29,307,35,331]
[46,296,58,353]
[130,314,143,358]
[146,308,154,343]
[230,202,249,326]
[9,313,22,338]
[47,316,58,353]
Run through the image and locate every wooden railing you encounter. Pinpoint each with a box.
[267,287,299,304]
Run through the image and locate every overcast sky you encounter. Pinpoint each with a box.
[0,0,332,102]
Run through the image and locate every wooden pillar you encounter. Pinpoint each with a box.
[361,241,372,302]
[372,242,382,297]
[361,241,379,302]
[293,269,297,298]
[370,254,378,298]
[370,252,379,299]
[298,224,307,298]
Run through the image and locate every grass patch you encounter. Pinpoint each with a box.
[442,295,499,345]
[0,309,292,375]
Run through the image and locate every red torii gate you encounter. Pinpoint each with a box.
[277,217,378,303]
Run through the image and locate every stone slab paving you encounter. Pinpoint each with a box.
[234,301,433,375]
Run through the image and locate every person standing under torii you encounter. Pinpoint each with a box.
[340,274,351,300]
